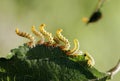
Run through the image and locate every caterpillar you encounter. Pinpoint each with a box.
[39,24,55,44]
[15,28,35,47]
[67,39,80,55]
[56,29,70,51]
[32,26,44,44]
[84,52,95,67]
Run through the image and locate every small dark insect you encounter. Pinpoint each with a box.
[87,10,102,24]
[83,0,106,24]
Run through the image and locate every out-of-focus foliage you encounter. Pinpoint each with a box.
[0,0,120,81]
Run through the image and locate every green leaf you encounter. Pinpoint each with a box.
[0,44,111,81]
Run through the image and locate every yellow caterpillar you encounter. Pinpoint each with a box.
[56,29,70,51]
[67,39,80,55]
[15,28,35,47]
[32,26,44,44]
[39,24,55,44]
[84,52,95,67]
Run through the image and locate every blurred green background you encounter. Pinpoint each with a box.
[0,0,119,81]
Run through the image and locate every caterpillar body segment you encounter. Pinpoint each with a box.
[39,24,55,45]
[53,37,60,44]
[15,28,35,48]
[32,26,44,44]
[56,29,70,51]
[84,52,95,67]
[48,33,55,45]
